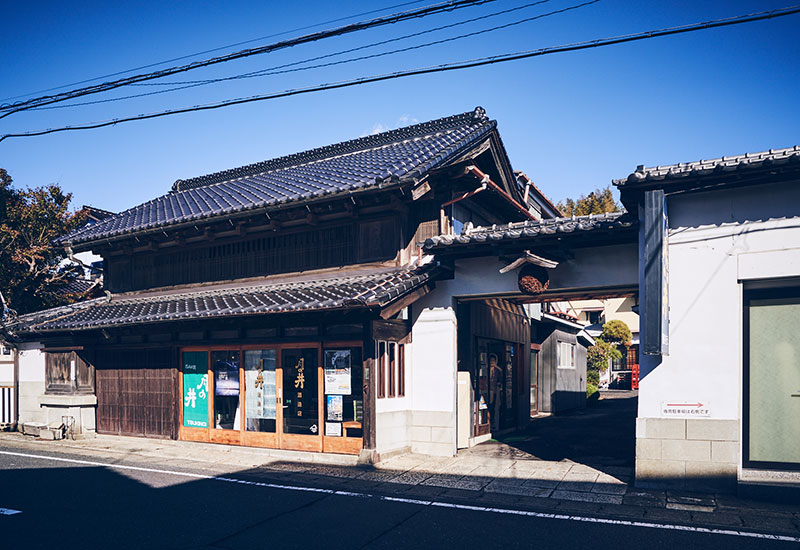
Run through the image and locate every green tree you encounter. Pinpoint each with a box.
[0,169,88,315]
[557,186,620,217]
[586,319,630,399]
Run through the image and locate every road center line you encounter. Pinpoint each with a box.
[0,449,797,543]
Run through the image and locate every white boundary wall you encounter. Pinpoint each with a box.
[636,180,800,490]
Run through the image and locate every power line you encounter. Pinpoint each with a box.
[0,0,428,103]
[36,0,590,112]
[132,0,555,87]
[0,0,496,118]
[3,4,799,143]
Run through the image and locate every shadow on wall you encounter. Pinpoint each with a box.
[551,390,587,414]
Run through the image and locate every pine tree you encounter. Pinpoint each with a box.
[556,185,621,217]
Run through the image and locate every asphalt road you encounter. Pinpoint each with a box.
[0,440,796,550]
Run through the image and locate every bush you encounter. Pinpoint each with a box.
[600,319,632,346]
[587,383,599,402]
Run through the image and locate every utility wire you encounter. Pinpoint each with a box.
[132,0,555,87]
[3,4,799,143]
[0,0,496,118]
[0,0,428,103]
[35,0,588,112]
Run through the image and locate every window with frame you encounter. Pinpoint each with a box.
[587,310,602,325]
[744,285,800,469]
[557,341,576,369]
[376,340,406,398]
[45,351,94,394]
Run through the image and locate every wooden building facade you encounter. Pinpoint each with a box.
[5,108,547,458]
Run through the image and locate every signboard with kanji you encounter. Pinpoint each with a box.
[183,351,209,428]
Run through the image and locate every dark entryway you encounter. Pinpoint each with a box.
[471,390,638,475]
[95,349,177,439]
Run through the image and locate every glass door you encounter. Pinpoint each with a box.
[210,350,242,444]
[280,347,322,451]
[242,349,278,447]
[746,288,800,468]
[530,349,538,417]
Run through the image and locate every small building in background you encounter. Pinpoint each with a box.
[530,311,594,415]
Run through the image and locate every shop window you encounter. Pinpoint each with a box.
[212,350,240,430]
[377,342,386,398]
[398,344,405,397]
[45,351,94,394]
[243,349,277,433]
[557,342,576,369]
[282,347,319,435]
[376,341,405,399]
[323,346,363,438]
[388,343,397,397]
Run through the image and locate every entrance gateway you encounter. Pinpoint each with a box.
[180,343,363,454]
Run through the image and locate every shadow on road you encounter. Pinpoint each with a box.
[464,391,638,480]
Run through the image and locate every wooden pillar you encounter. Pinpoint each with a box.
[361,338,377,461]
[361,326,377,460]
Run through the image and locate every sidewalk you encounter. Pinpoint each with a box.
[2,430,799,538]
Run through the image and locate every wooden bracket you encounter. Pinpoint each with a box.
[499,250,559,274]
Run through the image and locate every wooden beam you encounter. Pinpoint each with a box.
[498,251,559,274]
[379,285,431,320]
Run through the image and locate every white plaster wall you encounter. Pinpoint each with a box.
[17,346,46,424]
[410,303,457,415]
[376,341,413,455]
[18,347,45,383]
[638,182,800,421]
[604,297,640,333]
[431,247,637,301]
[0,359,13,385]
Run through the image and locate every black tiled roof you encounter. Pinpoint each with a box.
[613,145,800,187]
[9,265,437,334]
[57,277,100,296]
[59,108,495,247]
[423,212,635,251]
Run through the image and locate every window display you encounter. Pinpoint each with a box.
[244,349,277,433]
[212,350,240,430]
[323,347,362,438]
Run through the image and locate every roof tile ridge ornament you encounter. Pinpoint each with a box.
[172,107,490,192]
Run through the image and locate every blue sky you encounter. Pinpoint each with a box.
[1,0,798,213]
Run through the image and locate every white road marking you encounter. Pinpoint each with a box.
[0,507,22,515]
[0,449,798,543]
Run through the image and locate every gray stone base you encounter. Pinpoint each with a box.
[636,418,739,492]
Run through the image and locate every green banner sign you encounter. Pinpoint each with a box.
[183,351,209,428]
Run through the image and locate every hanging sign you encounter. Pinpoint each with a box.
[183,351,209,428]
[324,350,352,395]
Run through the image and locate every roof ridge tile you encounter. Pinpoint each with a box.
[172,107,489,192]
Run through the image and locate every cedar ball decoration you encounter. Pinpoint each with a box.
[518,264,550,295]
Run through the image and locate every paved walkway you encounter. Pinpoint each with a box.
[3,392,800,537]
